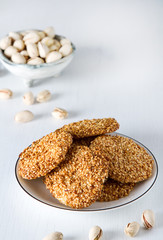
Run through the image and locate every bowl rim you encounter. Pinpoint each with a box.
[15,132,158,212]
[0,32,76,69]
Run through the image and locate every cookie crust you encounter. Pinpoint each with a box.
[44,145,109,209]
[90,135,154,183]
[61,118,119,138]
[98,179,135,202]
[18,130,73,179]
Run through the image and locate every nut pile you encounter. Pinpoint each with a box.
[0,88,68,122]
[18,118,154,209]
[124,209,155,237]
[42,213,155,240]
[0,27,73,64]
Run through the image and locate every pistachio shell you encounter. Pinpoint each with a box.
[89,226,103,240]
[36,90,51,102]
[141,210,155,229]
[124,222,140,237]
[43,232,63,240]
[52,107,68,119]
[0,89,13,99]
[23,92,35,105]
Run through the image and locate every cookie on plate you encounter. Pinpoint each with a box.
[98,179,135,202]
[18,130,73,180]
[44,144,109,209]
[61,118,119,138]
[90,135,154,183]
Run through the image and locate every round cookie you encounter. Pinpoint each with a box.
[44,144,109,209]
[90,135,154,183]
[61,118,119,138]
[98,179,135,202]
[18,130,73,179]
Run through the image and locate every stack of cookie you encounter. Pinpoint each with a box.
[18,118,154,209]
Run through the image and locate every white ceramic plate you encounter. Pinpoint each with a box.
[15,133,158,212]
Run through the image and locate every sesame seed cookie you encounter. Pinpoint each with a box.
[18,130,73,180]
[98,179,135,202]
[90,135,154,183]
[61,118,119,138]
[44,145,109,209]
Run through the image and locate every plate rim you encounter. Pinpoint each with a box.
[15,132,158,212]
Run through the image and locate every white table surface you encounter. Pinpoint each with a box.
[0,0,163,239]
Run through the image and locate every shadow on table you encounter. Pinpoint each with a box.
[34,46,114,86]
[0,67,8,77]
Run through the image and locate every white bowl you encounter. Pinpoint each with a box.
[15,133,158,212]
[0,34,76,87]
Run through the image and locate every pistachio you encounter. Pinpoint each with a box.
[36,90,51,102]
[41,37,55,47]
[89,226,103,240]
[49,44,58,52]
[46,51,62,63]
[23,92,34,105]
[44,26,55,38]
[27,57,44,65]
[59,43,72,57]
[38,31,46,40]
[9,32,22,40]
[26,43,39,58]
[48,40,60,51]
[43,232,63,240]
[20,50,29,60]
[60,38,71,46]
[15,110,34,123]
[20,31,28,37]
[11,53,26,64]
[0,89,13,99]
[124,222,140,237]
[0,36,12,50]
[38,42,49,58]
[13,39,25,51]
[4,46,18,58]
[23,32,40,44]
[141,209,155,229]
[53,39,61,49]
[52,107,68,119]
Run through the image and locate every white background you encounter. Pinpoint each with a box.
[0,0,163,239]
